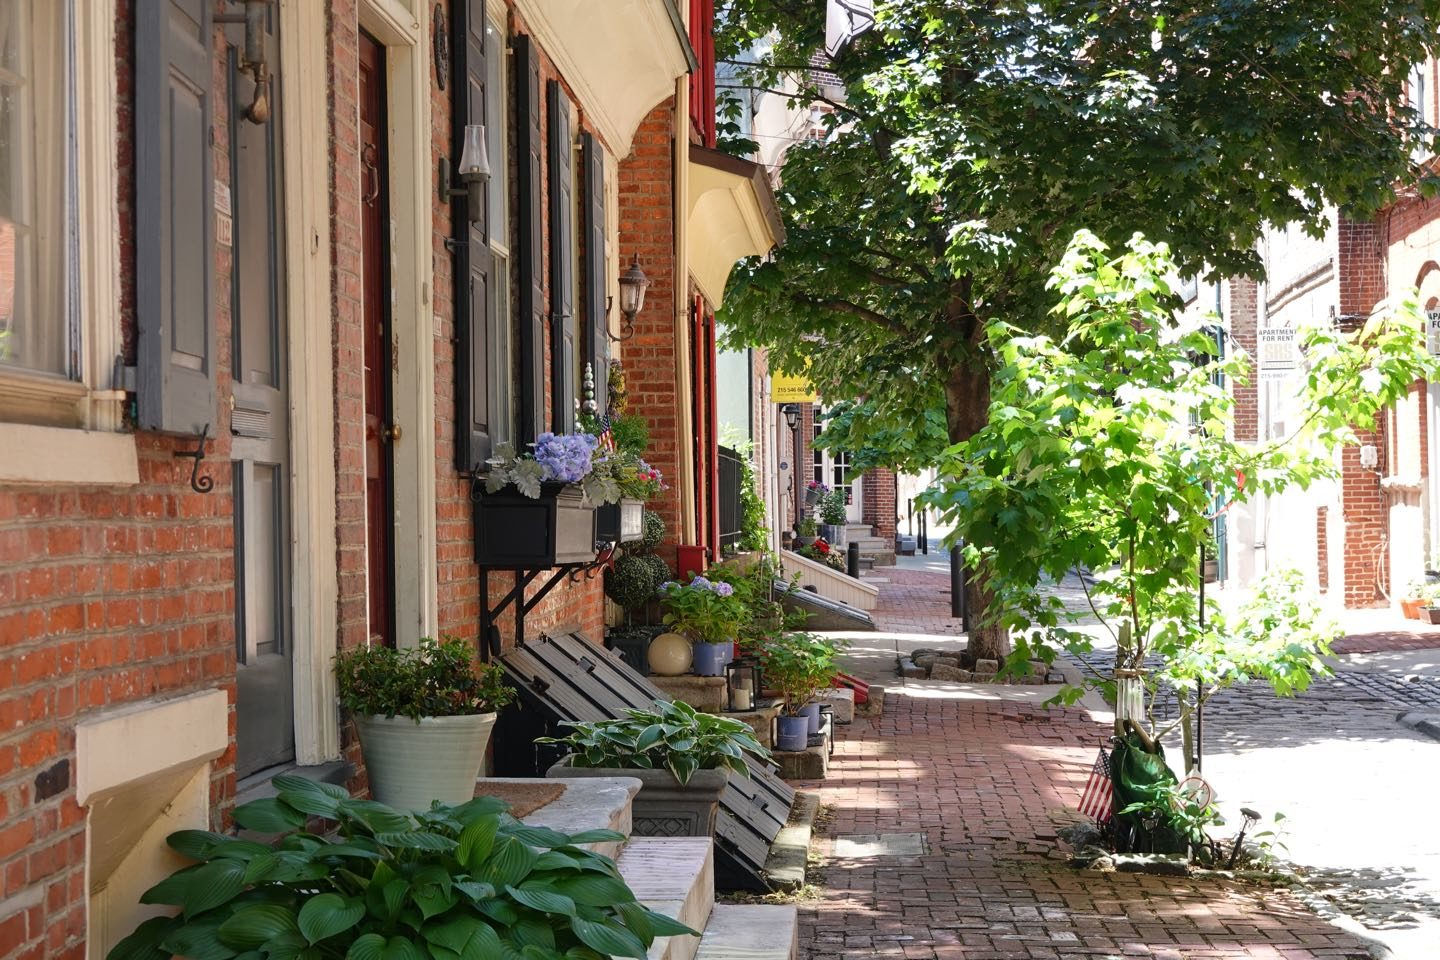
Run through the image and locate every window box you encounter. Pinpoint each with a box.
[474,482,597,568]
[595,497,644,544]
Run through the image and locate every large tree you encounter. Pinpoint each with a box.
[718,0,1440,658]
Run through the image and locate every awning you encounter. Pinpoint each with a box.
[688,145,786,308]
[513,0,696,158]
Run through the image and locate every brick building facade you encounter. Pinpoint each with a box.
[0,1,784,956]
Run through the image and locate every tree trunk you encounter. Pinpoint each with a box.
[942,355,1012,662]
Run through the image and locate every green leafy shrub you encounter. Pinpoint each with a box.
[334,636,514,722]
[604,554,665,612]
[658,575,746,644]
[107,778,693,960]
[817,488,847,525]
[640,511,664,549]
[761,632,845,716]
[539,699,769,785]
[638,554,670,589]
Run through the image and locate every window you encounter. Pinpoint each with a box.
[0,0,76,380]
[485,7,513,445]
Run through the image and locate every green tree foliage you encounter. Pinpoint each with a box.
[717,0,1440,656]
[934,233,1439,735]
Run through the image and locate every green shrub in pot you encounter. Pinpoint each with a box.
[107,777,694,960]
[334,637,515,811]
[761,632,844,717]
[539,700,770,837]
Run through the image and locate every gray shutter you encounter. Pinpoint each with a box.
[135,0,215,435]
[547,82,576,433]
[581,132,607,420]
[514,34,546,441]
[453,0,493,471]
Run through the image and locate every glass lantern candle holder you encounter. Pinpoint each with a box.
[725,659,760,712]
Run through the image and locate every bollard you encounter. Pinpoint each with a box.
[847,541,860,579]
[949,544,966,623]
[920,511,929,555]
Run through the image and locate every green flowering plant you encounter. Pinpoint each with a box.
[334,637,514,723]
[658,574,746,644]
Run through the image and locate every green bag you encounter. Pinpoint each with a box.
[1109,732,1185,853]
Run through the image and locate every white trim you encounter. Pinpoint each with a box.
[0,421,137,486]
[75,689,229,804]
[280,0,340,764]
[512,0,692,158]
[360,0,439,645]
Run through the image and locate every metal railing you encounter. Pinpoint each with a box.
[717,444,743,549]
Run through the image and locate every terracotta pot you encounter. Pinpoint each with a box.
[1423,606,1440,625]
[1402,598,1424,620]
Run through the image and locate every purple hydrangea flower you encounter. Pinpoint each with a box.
[532,432,597,484]
[690,576,712,591]
[713,582,735,597]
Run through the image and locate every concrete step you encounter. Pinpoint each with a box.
[693,904,798,960]
[487,776,639,861]
[617,836,714,960]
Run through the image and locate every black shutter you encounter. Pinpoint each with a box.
[135,0,215,435]
[453,0,493,472]
[581,132,607,420]
[547,82,576,433]
[514,35,546,442]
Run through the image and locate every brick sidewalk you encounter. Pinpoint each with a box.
[868,567,967,635]
[798,694,1373,959]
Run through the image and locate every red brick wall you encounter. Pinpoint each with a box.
[1228,278,1259,444]
[862,468,897,546]
[0,9,239,956]
[617,101,683,571]
[1317,506,1330,594]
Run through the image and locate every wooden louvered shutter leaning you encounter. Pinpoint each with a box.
[134,0,215,435]
[453,0,493,472]
[581,132,607,420]
[547,82,576,433]
[514,35,546,441]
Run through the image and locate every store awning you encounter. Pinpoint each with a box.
[688,145,786,308]
[513,0,696,158]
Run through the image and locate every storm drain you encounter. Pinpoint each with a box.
[831,833,928,858]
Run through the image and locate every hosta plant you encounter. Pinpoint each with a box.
[539,699,769,785]
[107,776,695,960]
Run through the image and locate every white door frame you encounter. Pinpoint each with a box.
[358,0,439,649]
[812,404,863,523]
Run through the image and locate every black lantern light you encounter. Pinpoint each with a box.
[725,659,761,713]
[610,255,650,342]
[780,403,800,432]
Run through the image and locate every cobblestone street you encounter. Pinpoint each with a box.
[820,561,1440,959]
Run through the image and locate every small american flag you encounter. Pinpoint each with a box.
[1078,748,1114,824]
[596,415,616,453]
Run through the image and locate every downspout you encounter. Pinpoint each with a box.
[674,75,698,544]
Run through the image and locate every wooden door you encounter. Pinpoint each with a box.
[359,33,395,647]
[229,8,294,777]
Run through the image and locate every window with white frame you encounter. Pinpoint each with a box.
[0,0,76,381]
[485,5,514,445]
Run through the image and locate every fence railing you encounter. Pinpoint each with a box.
[717,445,743,549]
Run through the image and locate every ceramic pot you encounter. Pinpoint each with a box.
[648,632,693,676]
[799,701,821,735]
[819,523,846,546]
[794,535,817,548]
[775,715,809,752]
[1424,606,1440,625]
[547,762,728,837]
[691,641,731,677]
[354,712,496,812]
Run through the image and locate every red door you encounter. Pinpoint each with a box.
[359,33,394,646]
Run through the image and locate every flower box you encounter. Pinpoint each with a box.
[595,497,644,544]
[473,482,597,568]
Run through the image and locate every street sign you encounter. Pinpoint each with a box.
[1257,326,1298,381]
[1426,308,1440,356]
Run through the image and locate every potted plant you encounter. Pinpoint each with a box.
[804,479,829,507]
[796,537,846,571]
[1422,583,1440,624]
[593,453,665,544]
[818,488,848,545]
[475,432,603,568]
[795,516,819,547]
[761,632,844,752]
[540,699,769,837]
[107,778,693,960]
[1401,578,1426,620]
[334,636,514,811]
[657,574,746,676]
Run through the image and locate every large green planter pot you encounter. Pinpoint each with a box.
[355,712,496,811]
[546,760,728,837]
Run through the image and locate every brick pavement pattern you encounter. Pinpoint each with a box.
[799,695,1374,960]
[870,567,968,635]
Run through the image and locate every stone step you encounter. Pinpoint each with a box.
[617,836,714,960]
[693,904,798,960]
[484,776,639,861]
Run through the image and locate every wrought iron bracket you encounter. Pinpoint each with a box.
[477,548,612,663]
[173,424,214,494]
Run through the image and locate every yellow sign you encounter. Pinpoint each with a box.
[771,368,817,403]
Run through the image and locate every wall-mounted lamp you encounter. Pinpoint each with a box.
[440,123,491,225]
[217,1,273,124]
[780,403,801,432]
[609,255,650,342]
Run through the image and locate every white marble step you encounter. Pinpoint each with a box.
[481,776,639,861]
[693,904,798,960]
[616,836,714,960]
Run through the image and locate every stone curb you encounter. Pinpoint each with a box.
[1396,710,1440,742]
[1287,883,1394,960]
[764,790,821,891]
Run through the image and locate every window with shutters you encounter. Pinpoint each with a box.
[0,1,130,470]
